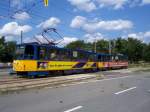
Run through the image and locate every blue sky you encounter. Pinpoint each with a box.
[0,0,150,45]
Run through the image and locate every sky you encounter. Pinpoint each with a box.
[0,0,150,45]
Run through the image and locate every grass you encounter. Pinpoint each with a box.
[129,63,150,68]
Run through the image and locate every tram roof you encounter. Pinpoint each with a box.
[17,42,97,55]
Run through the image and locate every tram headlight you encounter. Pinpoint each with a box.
[38,62,48,69]
[39,63,44,68]
[43,63,48,68]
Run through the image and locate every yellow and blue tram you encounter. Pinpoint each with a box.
[13,42,128,77]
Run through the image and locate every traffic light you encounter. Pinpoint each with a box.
[44,0,48,6]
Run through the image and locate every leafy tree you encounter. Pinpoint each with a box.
[96,39,109,53]
[114,38,128,55]
[64,37,150,63]
[65,40,87,50]
[0,36,6,62]
[143,44,150,62]
[127,38,143,62]
[0,36,16,62]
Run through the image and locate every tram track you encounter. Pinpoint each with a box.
[0,76,64,85]
[0,74,97,93]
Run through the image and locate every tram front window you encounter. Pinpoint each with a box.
[24,45,34,59]
[15,45,35,59]
[15,45,25,59]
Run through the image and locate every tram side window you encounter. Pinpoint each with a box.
[59,50,71,61]
[101,55,105,62]
[24,45,34,59]
[38,47,46,60]
[78,52,88,61]
[72,51,78,61]
[103,55,109,62]
[98,55,102,61]
[88,54,96,61]
[101,55,104,62]
[106,56,111,62]
[104,56,107,62]
[124,56,128,61]
[49,48,70,61]
[120,55,126,61]
[49,48,58,61]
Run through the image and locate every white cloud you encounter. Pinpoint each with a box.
[68,0,96,12]
[23,35,50,44]
[35,35,50,43]
[70,16,87,28]
[4,36,15,41]
[144,31,150,37]
[70,16,133,33]
[13,12,30,20]
[142,0,150,4]
[11,0,34,9]
[84,32,105,43]
[128,33,141,39]
[11,0,21,8]
[127,31,150,43]
[0,22,32,36]
[37,17,60,29]
[68,0,128,11]
[96,0,127,9]
[68,0,150,11]
[23,37,34,43]
[27,35,78,45]
[60,37,78,45]
[23,35,78,45]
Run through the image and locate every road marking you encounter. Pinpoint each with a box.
[64,106,83,112]
[115,87,137,95]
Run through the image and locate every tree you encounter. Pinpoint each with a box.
[65,40,87,50]
[0,36,16,62]
[96,39,109,53]
[0,36,6,62]
[127,38,143,62]
[114,38,128,55]
[65,37,150,63]
[143,44,150,62]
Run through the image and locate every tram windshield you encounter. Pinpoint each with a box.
[15,45,34,59]
[15,45,25,59]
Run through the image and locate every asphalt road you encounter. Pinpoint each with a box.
[0,71,150,112]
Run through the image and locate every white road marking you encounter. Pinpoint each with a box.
[64,106,83,112]
[115,87,137,95]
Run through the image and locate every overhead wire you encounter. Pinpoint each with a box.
[0,0,88,45]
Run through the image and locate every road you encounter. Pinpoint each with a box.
[0,70,150,112]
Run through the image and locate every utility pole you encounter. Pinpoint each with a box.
[21,30,23,44]
[109,40,111,54]
[113,40,116,54]
[94,38,97,53]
